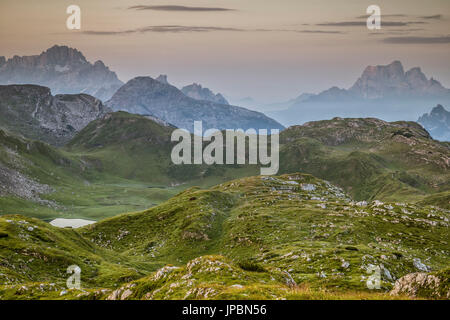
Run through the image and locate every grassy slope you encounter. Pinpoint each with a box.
[76,173,449,298]
[279,118,450,203]
[0,126,188,220]
[1,114,449,222]
[0,113,257,220]
[1,173,448,299]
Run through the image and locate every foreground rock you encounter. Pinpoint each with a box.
[390,270,450,299]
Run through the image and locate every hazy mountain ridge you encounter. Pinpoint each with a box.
[418,105,450,142]
[106,76,284,132]
[181,83,229,105]
[270,61,450,126]
[349,61,449,99]
[0,45,123,101]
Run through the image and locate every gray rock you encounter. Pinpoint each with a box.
[0,84,110,146]
[413,258,430,272]
[0,45,123,101]
[107,77,284,132]
[181,83,229,105]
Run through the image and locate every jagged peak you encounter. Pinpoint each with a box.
[155,74,169,84]
[40,45,88,65]
[361,60,405,77]
[432,104,447,113]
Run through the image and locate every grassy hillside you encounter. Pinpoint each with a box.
[0,112,259,221]
[1,173,448,299]
[279,118,450,203]
[1,114,449,221]
[0,126,186,220]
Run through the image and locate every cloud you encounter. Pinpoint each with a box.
[81,25,345,35]
[356,14,443,20]
[419,14,443,20]
[383,35,450,44]
[317,21,424,27]
[128,5,235,12]
[82,25,244,35]
[294,30,344,34]
[356,14,407,19]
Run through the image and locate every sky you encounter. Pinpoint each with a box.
[0,0,449,103]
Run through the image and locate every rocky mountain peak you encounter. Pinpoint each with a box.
[0,45,123,102]
[432,104,446,114]
[156,74,169,84]
[181,82,229,105]
[418,104,450,141]
[349,61,449,99]
[117,76,182,97]
[107,76,283,132]
[39,45,88,67]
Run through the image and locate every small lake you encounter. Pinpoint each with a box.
[49,218,96,228]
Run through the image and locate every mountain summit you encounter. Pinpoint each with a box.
[107,76,284,132]
[270,61,450,126]
[349,61,449,99]
[181,83,229,105]
[418,104,450,141]
[0,45,123,101]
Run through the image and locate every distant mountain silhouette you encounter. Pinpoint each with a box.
[181,83,229,105]
[106,76,284,132]
[0,45,123,101]
[418,105,450,141]
[269,61,450,126]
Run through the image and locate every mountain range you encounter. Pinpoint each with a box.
[106,76,284,132]
[0,46,123,101]
[0,46,449,300]
[269,61,450,128]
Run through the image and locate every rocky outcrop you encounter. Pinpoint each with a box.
[418,105,450,141]
[155,74,169,85]
[107,77,284,132]
[181,83,229,105]
[0,45,123,101]
[349,61,449,99]
[0,84,110,145]
[390,271,449,299]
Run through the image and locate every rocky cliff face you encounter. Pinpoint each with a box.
[0,84,110,146]
[0,45,123,101]
[418,105,450,141]
[292,61,450,102]
[181,83,229,105]
[107,77,284,132]
[349,61,449,99]
[269,61,450,127]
